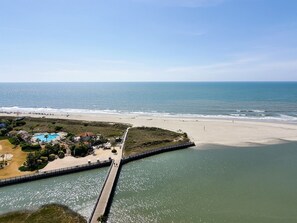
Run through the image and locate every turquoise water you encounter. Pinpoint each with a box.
[108,143,297,223]
[0,82,297,121]
[33,133,59,142]
[0,168,108,218]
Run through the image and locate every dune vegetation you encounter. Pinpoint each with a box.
[0,204,86,223]
[124,127,189,157]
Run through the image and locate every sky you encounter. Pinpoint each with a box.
[0,0,297,82]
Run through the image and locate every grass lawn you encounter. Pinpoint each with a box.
[0,204,86,223]
[124,127,189,157]
[0,140,29,179]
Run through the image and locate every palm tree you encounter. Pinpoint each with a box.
[44,134,49,142]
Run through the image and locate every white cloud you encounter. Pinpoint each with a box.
[165,57,297,81]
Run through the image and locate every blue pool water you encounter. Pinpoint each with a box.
[33,133,59,142]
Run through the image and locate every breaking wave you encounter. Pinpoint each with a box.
[1,106,297,122]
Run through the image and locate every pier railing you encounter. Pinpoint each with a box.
[0,160,111,187]
[122,142,195,164]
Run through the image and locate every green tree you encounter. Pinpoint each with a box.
[55,126,63,131]
[48,154,56,161]
[58,150,65,159]
[71,144,89,157]
[26,153,37,170]
[44,134,49,142]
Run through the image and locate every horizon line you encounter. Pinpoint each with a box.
[1,81,297,83]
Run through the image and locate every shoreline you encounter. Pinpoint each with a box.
[1,111,297,147]
[1,108,297,124]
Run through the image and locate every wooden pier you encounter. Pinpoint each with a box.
[89,128,129,223]
[89,158,121,223]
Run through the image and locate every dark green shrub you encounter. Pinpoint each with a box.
[37,159,43,165]
[55,126,63,131]
[8,137,20,145]
[92,136,108,146]
[0,129,7,136]
[58,150,65,159]
[45,144,60,154]
[6,126,13,131]
[40,156,48,163]
[19,166,28,171]
[97,215,107,223]
[48,154,56,161]
[111,149,117,153]
[15,120,26,126]
[21,144,41,152]
[25,153,38,170]
[67,133,74,139]
[71,144,89,157]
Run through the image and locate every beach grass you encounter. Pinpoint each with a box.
[124,127,189,157]
[0,116,130,138]
[0,204,86,223]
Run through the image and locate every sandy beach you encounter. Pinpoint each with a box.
[2,112,297,147]
[2,111,297,172]
[1,111,297,173]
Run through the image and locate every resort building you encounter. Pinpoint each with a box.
[78,132,95,141]
[17,130,31,142]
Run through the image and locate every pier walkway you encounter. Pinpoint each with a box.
[89,158,121,223]
[89,128,129,223]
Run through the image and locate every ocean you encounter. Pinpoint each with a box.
[0,82,297,122]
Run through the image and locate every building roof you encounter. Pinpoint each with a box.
[78,132,95,137]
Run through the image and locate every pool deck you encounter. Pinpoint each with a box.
[31,132,66,143]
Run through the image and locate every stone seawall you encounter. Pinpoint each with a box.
[122,142,195,164]
[0,160,111,187]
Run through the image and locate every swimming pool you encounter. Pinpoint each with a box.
[33,133,60,142]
